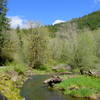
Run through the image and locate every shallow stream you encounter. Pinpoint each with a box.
[20,75,89,100]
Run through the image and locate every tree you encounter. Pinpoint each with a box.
[26,27,48,69]
[0,0,9,65]
[67,31,97,71]
[0,0,9,32]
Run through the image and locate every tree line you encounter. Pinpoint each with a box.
[0,0,100,72]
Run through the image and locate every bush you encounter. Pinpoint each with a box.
[60,30,97,70]
[0,62,27,75]
[70,31,97,70]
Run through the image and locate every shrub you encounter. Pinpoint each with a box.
[71,31,97,70]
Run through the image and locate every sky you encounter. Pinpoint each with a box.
[7,0,100,28]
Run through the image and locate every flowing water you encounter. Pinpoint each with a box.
[20,75,89,100]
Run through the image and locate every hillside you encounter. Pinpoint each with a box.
[75,10,100,30]
[47,10,100,32]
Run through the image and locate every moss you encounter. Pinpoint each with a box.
[0,74,22,100]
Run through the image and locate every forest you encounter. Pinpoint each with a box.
[0,0,100,100]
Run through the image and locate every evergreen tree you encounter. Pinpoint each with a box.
[0,0,9,65]
[0,0,9,32]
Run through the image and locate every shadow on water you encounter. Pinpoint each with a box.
[20,75,90,100]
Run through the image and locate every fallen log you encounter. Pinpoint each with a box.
[44,76,62,87]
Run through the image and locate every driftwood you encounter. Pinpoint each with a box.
[44,76,62,87]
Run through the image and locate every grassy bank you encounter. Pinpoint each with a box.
[54,75,100,99]
[0,63,100,100]
[0,73,22,100]
[0,63,53,100]
[0,63,26,100]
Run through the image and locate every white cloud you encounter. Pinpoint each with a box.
[8,16,26,28]
[52,20,65,25]
[8,16,42,29]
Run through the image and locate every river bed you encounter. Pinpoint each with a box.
[20,75,90,100]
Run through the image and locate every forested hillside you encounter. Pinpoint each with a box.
[47,10,100,33]
[75,10,100,30]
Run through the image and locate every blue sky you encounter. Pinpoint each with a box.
[7,0,100,28]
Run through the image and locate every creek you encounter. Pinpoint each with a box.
[20,75,89,100]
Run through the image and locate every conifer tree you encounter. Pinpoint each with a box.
[0,0,9,65]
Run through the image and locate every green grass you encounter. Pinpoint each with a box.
[0,63,27,100]
[55,75,100,97]
[69,88,94,97]
[0,62,28,74]
[0,73,22,100]
[32,67,52,75]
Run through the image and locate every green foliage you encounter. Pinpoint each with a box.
[47,23,98,70]
[26,27,48,69]
[0,0,9,32]
[0,74,22,100]
[54,29,97,70]
[76,10,100,30]
[0,30,22,66]
[8,62,27,75]
[46,25,58,33]
[45,25,58,38]
[93,30,100,59]
[70,88,94,97]
[47,38,63,62]
[0,1,99,100]
[55,75,100,97]
[0,62,27,75]
[0,9,100,72]
[47,10,100,32]
[68,31,97,70]
[0,0,10,65]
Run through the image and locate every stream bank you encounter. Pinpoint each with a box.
[54,75,100,100]
[20,75,91,100]
[0,67,52,100]
[0,66,99,100]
